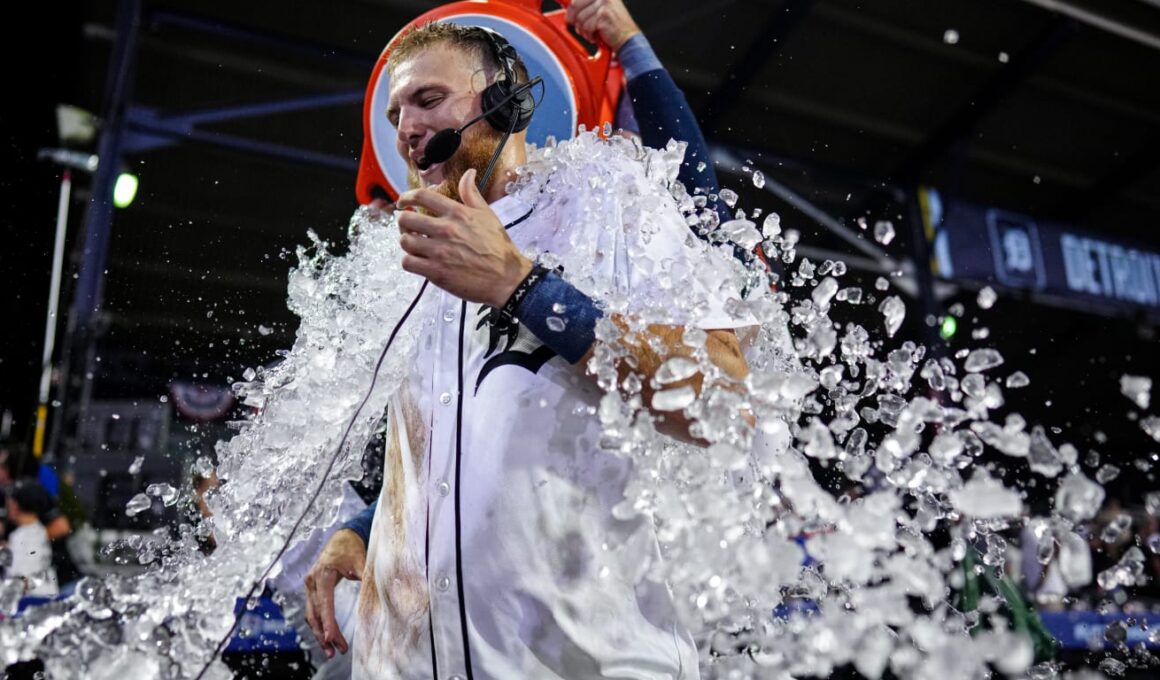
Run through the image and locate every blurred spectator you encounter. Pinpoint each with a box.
[2,480,59,597]
[58,466,97,576]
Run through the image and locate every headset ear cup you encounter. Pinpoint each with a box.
[482,82,513,132]
[482,81,535,133]
[478,28,535,133]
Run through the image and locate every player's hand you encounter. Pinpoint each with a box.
[304,529,366,658]
[395,169,532,307]
[565,0,641,52]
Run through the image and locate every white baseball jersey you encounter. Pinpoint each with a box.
[354,150,755,680]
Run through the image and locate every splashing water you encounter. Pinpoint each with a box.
[1,201,424,677]
[5,130,1156,679]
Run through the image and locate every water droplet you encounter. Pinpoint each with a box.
[944,29,960,45]
[546,316,566,332]
[128,456,144,475]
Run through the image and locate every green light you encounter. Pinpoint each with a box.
[113,172,138,208]
[939,315,958,340]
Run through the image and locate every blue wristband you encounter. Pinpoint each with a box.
[513,269,604,364]
[339,498,376,546]
[618,33,663,81]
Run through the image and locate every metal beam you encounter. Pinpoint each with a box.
[108,258,288,295]
[699,0,814,134]
[52,0,143,462]
[1017,0,1160,52]
[148,10,376,69]
[125,106,359,172]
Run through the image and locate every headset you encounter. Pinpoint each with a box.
[419,26,543,179]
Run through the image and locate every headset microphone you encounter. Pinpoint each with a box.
[417,76,543,170]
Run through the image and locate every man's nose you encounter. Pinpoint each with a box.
[396,110,424,149]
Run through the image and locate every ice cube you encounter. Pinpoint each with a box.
[1146,492,1160,516]
[762,212,781,237]
[1143,415,1160,442]
[719,218,762,249]
[1119,374,1152,409]
[651,386,696,411]
[752,170,765,189]
[1005,371,1030,388]
[1058,531,1092,587]
[948,469,1023,518]
[719,188,738,207]
[655,356,700,384]
[1054,472,1105,521]
[125,493,152,517]
[964,349,1004,372]
[836,287,863,304]
[977,286,997,309]
[1095,464,1120,484]
[812,277,839,308]
[146,483,180,507]
[873,220,895,245]
[878,296,905,337]
[128,456,144,475]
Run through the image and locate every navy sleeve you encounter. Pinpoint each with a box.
[621,39,783,281]
[625,68,722,199]
[339,498,376,546]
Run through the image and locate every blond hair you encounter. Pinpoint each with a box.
[387,21,529,84]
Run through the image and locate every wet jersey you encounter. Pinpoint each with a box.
[353,149,755,680]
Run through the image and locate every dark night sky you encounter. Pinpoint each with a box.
[1,9,87,443]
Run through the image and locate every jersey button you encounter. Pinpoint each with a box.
[437,480,450,497]
[439,391,452,405]
[435,575,451,592]
[443,308,456,322]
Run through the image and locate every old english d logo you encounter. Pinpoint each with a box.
[474,304,557,394]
